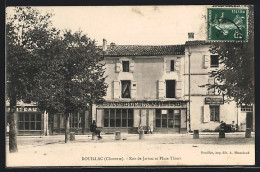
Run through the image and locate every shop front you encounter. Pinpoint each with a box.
[6,106,47,136]
[95,100,188,134]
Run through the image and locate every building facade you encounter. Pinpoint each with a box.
[6,39,254,135]
[93,40,188,134]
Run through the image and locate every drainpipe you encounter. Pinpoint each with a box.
[188,50,191,132]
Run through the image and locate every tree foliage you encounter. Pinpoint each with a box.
[207,6,254,105]
[6,7,58,152]
[32,30,107,114]
[30,30,108,142]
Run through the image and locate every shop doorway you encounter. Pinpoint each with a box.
[246,112,253,131]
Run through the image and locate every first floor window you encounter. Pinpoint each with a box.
[156,109,179,128]
[104,109,133,128]
[166,80,175,98]
[69,113,82,128]
[18,112,41,130]
[210,55,219,67]
[210,106,220,122]
[121,80,131,98]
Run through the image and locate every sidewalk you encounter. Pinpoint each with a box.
[6,131,255,147]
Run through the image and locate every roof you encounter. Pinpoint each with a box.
[185,40,211,46]
[103,45,185,56]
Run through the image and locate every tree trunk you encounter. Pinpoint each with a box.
[9,97,18,153]
[65,113,70,143]
[89,104,93,126]
[82,111,85,135]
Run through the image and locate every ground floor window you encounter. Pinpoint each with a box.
[104,109,133,128]
[156,109,180,128]
[69,113,82,128]
[18,112,41,130]
[210,106,220,122]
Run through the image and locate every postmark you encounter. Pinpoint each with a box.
[207,8,248,41]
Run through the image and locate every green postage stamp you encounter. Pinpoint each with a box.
[207,8,248,41]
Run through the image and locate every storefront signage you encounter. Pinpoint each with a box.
[6,106,39,112]
[97,101,187,108]
[205,97,224,104]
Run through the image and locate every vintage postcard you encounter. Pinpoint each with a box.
[5,5,254,167]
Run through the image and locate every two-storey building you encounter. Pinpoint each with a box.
[92,39,188,134]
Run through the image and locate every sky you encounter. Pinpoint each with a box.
[7,6,207,46]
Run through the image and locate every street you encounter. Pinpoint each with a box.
[6,132,255,166]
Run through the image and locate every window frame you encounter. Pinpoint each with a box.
[209,105,220,122]
[165,80,176,98]
[104,109,133,128]
[241,106,253,112]
[121,80,131,99]
[170,60,175,71]
[156,109,180,128]
[69,113,82,128]
[18,112,42,131]
[122,61,130,72]
[210,55,219,68]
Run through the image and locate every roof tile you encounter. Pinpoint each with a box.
[103,45,185,56]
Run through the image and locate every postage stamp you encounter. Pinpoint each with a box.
[207,8,248,41]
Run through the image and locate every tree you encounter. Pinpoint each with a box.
[31,30,108,143]
[6,7,58,152]
[206,6,254,105]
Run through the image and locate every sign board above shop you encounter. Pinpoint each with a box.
[205,97,224,104]
[97,101,187,108]
[6,106,39,112]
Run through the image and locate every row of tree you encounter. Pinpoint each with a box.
[6,7,108,153]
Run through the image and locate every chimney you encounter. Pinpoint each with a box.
[188,32,194,40]
[110,42,116,47]
[103,39,107,51]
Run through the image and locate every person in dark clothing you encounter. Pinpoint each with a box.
[220,121,227,130]
[90,120,102,139]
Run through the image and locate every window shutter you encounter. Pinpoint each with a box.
[208,78,215,95]
[129,60,135,73]
[131,80,137,99]
[113,80,120,99]
[203,105,210,122]
[141,109,147,126]
[204,55,210,69]
[133,109,140,127]
[158,80,165,99]
[148,109,154,126]
[96,109,103,127]
[175,58,180,71]
[165,59,170,73]
[176,80,182,98]
[180,109,187,128]
[116,62,121,72]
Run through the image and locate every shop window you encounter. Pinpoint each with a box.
[210,55,219,67]
[170,60,175,71]
[69,113,82,128]
[122,61,129,72]
[121,80,131,98]
[166,80,175,98]
[210,106,220,122]
[18,113,41,130]
[104,109,133,128]
[156,109,180,128]
[241,106,253,112]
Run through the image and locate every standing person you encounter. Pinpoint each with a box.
[148,124,153,134]
[90,120,102,139]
